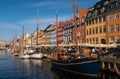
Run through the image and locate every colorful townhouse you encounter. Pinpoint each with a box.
[75,9,87,45]
[44,23,56,46]
[64,19,74,45]
[40,33,46,45]
[24,33,29,47]
[56,22,65,46]
[33,29,43,47]
[85,0,107,46]
[105,0,120,44]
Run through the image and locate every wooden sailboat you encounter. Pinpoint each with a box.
[51,0,100,77]
[19,25,30,59]
[30,10,43,59]
[26,33,35,54]
[12,34,20,56]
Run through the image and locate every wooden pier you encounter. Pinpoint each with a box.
[100,57,120,75]
[99,45,120,75]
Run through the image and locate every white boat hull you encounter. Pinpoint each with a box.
[30,53,43,59]
[28,50,35,54]
[19,54,30,59]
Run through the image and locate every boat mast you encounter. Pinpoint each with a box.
[22,25,24,53]
[56,12,59,47]
[36,10,39,47]
[72,0,79,53]
[31,33,33,47]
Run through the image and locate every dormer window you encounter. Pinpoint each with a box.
[97,4,100,8]
[104,1,108,6]
[100,7,105,13]
[90,7,94,11]
[95,10,98,15]
[88,12,91,17]
[93,10,98,16]
[111,1,117,9]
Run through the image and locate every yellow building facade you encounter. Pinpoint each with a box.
[86,14,106,44]
[86,0,120,46]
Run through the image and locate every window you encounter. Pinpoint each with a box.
[87,39,89,43]
[89,20,91,25]
[109,25,114,32]
[106,1,108,5]
[103,15,106,22]
[92,18,94,24]
[93,38,95,44]
[69,36,72,41]
[90,38,92,44]
[94,10,98,15]
[70,29,72,33]
[96,27,98,34]
[86,20,88,26]
[99,26,102,33]
[95,18,98,24]
[88,12,91,17]
[89,28,91,34]
[115,13,119,19]
[68,29,70,33]
[116,36,120,44]
[97,4,100,8]
[92,28,94,34]
[111,2,117,9]
[100,7,105,13]
[116,24,120,32]
[96,38,98,44]
[110,36,114,44]
[103,26,107,32]
[86,29,88,35]
[108,14,114,20]
[99,17,102,23]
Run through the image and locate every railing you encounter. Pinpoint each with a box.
[100,47,120,75]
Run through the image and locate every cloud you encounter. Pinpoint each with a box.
[20,14,71,28]
[0,22,21,42]
[31,1,60,7]
[30,1,71,9]
[0,22,19,29]
[29,0,94,10]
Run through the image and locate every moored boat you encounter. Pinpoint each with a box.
[18,25,30,59]
[25,47,35,54]
[29,11,43,59]
[51,0,100,77]
[29,52,43,59]
[51,51,100,77]
[27,48,35,54]
[19,53,30,59]
[12,52,19,56]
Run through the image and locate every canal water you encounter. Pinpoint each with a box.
[0,50,120,79]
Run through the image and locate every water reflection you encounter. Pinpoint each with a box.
[100,71,120,79]
[30,59,43,67]
[51,69,98,79]
[0,51,120,79]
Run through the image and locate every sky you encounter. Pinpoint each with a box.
[0,0,99,43]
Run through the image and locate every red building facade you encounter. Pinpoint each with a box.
[56,22,65,45]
